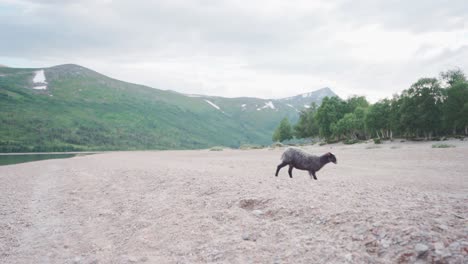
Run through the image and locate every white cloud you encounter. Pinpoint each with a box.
[0,0,467,102]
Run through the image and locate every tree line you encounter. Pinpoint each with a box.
[273,69,468,142]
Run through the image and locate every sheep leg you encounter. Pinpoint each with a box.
[288,165,293,178]
[275,162,288,176]
[309,171,318,180]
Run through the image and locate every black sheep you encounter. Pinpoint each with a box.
[275,147,337,180]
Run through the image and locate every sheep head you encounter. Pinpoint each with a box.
[326,152,337,164]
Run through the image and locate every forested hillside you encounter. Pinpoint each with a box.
[273,69,468,142]
[0,64,333,152]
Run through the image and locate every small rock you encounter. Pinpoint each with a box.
[415,243,429,256]
[128,256,138,263]
[434,242,444,251]
[437,224,448,231]
[381,238,391,248]
[140,256,149,262]
[273,255,281,264]
[344,253,353,262]
[252,210,263,216]
[242,232,257,241]
[355,225,368,235]
[448,241,460,250]
[73,256,81,264]
[377,230,387,239]
[440,250,451,258]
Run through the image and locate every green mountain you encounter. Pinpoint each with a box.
[0,64,336,152]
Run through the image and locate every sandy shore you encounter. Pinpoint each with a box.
[1,140,467,263]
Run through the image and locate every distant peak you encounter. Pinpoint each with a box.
[279,87,337,100]
[51,63,88,70]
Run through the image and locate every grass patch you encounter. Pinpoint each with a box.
[366,145,382,149]
[209,146,225,151]
[344,138,360,145]
[373,138,382,144]
[432,143,455,148]
[239,144,264,150]
[270,142,284,148]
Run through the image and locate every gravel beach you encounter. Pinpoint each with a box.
[1,140,467,263]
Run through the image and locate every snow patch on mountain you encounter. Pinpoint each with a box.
[32,69,48,90]
[257,101,276,111]
[33,70,46,83]
[204,100,221,110]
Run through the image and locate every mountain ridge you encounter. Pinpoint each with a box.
[0,64,338,152]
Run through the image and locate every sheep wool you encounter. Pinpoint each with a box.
[275,147,337,180]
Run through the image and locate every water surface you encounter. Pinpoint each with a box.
[0,154,78,166]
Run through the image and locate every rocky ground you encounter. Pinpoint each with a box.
[0,140,467,263]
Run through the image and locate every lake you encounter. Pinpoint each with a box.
[0,153,79,166]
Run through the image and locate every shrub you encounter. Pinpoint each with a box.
[271,142,284,148]
[210,146,224,151]
[239,144,263,150]
[432,143,455,148]
[373,138,382,144]
[344,138,359,145]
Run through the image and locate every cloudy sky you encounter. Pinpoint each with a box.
[1,0,467,102]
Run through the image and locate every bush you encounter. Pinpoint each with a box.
[319,142,327,146]
[373,138,382,144]
[326,139,339,144]
[432,143,455,148]
[210,146,224,151]
[239,144,263,150]
[344,138,359,145]
[270,142,284,148]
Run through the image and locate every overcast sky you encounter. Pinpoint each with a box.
[1,0,467,102]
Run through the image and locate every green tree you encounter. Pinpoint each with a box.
[294,102,319,139]
[440,68,467,87]
[333,112,358,139]
[272,117,293,142]
[365,99,391,138]
[444,81,468,135]
[315,96,346,139]
[333,106,368,140]
[399,78,444,138]
[345,95,369,113]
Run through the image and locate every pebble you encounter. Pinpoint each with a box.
[448,242,460,250]
[128,256,138,263]
[415,243,429,255]
[356,225,368,235]
[381,238,391,248]
[434,242,444,251]
[252,210,263,216]
[242,233,257,241]
[437,224,448,231]
[73,256,81,264]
